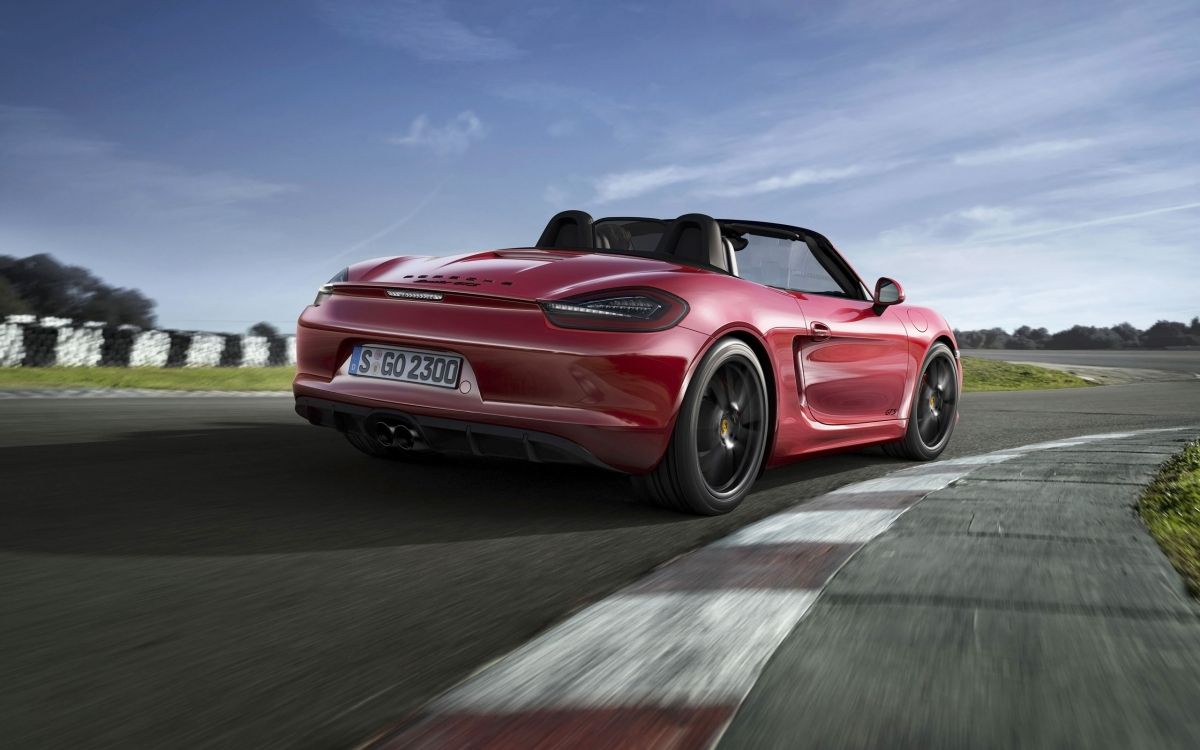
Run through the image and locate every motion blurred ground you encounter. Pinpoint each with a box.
[3,369,1199,747]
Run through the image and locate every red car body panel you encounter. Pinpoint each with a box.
[294,245,959,474]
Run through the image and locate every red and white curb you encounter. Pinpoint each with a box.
[362,429,1184,750]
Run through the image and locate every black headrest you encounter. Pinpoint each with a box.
[654,213,727,271]
[536,210,595,249]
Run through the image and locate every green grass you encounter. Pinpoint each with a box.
[0,366,294,391]
[0,356,1088,393]
[1139,441,1200,596]
[960,356,1094,392]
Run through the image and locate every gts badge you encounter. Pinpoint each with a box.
[884,408,898,416]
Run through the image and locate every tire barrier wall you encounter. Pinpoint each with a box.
[0,316,296,367]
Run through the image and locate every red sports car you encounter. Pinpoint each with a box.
[294,211,960,514]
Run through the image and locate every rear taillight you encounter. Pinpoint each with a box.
[313,267,349,306]
[540,289,688,332]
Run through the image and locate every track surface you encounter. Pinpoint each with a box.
[3,379,1200,748]
[963,348,1200,374]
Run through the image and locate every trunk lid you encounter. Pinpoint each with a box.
[355,248,704,300]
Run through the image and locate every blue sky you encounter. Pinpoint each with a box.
[1,0,1197,332]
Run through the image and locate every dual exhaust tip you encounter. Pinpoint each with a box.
[372,417,421,450]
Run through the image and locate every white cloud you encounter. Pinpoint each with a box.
[388,111,485,154]
[0,106,295,212]
[705,165,870,198]
[542,184,567,205]
[594,165,707,203]
[953,139,1097,166]
[317,0,519,62]
[592,2,1196,210]
[956,206,1018,225]
[865,196,1200,329]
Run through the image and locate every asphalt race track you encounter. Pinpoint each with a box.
[4,374,1200,747]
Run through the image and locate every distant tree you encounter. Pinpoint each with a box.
[1142,320,1190,348]
[0,254,156,327]
[248,322,279,338]
[1004,336,1037,349]
[1012,325,1048,348]
[1047,325,1122,349]
[981,327,1009,349]
[954,329,985,349]
[0,277,30,316]
[1110,322,1142,348]
[1191,317,1200,336]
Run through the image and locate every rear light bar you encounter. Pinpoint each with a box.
[540,289,688,332]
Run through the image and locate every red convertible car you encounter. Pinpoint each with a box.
[294,211,960,514]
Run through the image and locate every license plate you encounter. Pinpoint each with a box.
[348,345,462,389]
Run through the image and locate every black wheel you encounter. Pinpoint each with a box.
[884,342,959,460]
[632,339,769,515]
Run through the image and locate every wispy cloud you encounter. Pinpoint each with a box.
[317,1,519,62]
[704,165,872,198]
[953,138,1096,166]
[590,2,1197,210]
[494,82,653,142]
[0,105,295,212]
[594,165,707,202]
[388,111,485,154]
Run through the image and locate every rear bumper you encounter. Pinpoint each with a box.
[296,396,614,470]
[294,295,710,473]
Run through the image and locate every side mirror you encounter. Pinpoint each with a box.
[873,277,904,312]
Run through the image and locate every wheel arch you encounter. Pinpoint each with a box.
[930,333,961,382]
[696,327,779,471]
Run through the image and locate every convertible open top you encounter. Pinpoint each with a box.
[534,209,867,299]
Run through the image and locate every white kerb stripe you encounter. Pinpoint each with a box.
[434,590,818,712]
[923,453,1020,467]
[718,509,904,546]
[1008,439,1089,451]
[830,471,967,494]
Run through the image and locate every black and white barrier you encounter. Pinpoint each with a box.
[0,316,295,367]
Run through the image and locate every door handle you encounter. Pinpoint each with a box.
[811,322,832,341]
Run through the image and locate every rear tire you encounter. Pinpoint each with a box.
[883,342,958,461]
[632,339,769,515]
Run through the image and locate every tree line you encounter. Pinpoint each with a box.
[2,254,1195,347]
[0,253,279,337]
[1,254,157,328]
[955,320,1200,350]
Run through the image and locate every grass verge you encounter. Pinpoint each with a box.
[1139,440,1200,596]
[0,357,1088,393]
[0,366,294,391]
[960,356,1094,392]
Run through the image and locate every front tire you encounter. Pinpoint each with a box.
[633,339,769,515]
[883,342,959,460]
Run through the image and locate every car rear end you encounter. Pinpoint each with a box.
[293,260,708,473]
